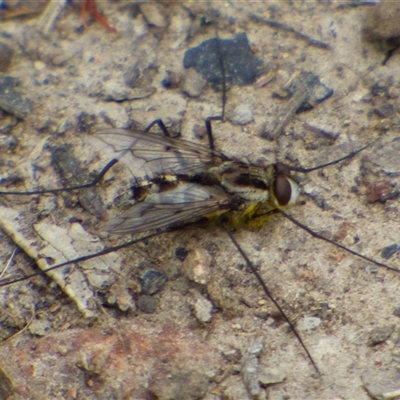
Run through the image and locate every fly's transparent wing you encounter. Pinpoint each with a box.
[88,129,224,180]
[105,183,232,235]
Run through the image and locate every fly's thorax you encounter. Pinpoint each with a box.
[207,161,271,203]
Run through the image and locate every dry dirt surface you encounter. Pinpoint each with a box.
[0,1,400,399]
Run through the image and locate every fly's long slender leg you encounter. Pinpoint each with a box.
[286,143,372,173]
[144,118,171,137]
[214,28,227,117]
[203,30,226,151]
[146,114,219,149]
[221,224,321,375]
[0,229,171,288]
[2,208,399,362]
[5,184,389,277]
[205,116,222,150]
[0,119,171,196]
[0,158,119,195]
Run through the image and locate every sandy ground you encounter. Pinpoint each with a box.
[0,1,400,399]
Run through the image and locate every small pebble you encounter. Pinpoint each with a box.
[241,336,264,396]
[368,325,394,346]
[190,289,213,323]
[222,348,241,363]
[34,60,46,71]
[364,2,400,41]
[183,248,212,285]
[150,369,209,400]
[393,308,400,318]
[258,368,286,386]
[381,244,400,260]
[0,42,14,73]
[140,269,168,295]
[116,291,136,313]
[0,76,32,118]
[138,295,158,314]
[182,68,207,98]
[183,33,262,87]
[139,3,168,29]
[28,319,51,336]
[230,104,254,125]
[298,316,321,333]
[175,246,188,262]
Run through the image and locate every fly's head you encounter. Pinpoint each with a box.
[225,162,301,230]
[268,162,300,211]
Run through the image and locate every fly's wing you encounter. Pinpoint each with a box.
[104,183,232,235]
[88,129,224,180]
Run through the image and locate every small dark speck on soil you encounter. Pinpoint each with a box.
[381,243,399,260]
[140,269,168,295]
[175,246,188,261]
[138,295,159,314]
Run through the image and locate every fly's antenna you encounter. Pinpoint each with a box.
[222,224,321,375]
[280,211,400,274]
[286,141,375,174]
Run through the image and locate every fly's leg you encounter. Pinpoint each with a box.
[144,119,171,137]
[221,223,320,375]
[0,120,170,195]
[0,157,119,195]
[203,29,228,151]
[205,116,223,150]
[146,115,223,150]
